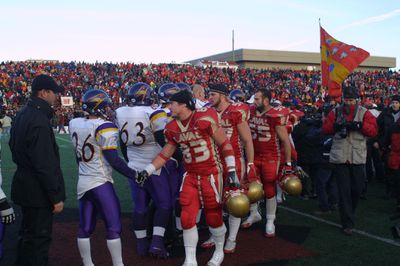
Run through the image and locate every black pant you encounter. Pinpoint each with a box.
[315,166,338,211]
[15,206,53,266]
[333,164,365,229]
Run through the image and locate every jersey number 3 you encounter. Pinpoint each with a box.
[180,139,210,164]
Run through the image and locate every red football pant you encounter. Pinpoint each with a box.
[179,170,224,229]
[254,156,280,199]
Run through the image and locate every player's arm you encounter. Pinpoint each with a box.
[119,136,128,162]
[213,127,239,186]
[276,125,291,164]
[154,130,182,162]
[136,143,177,186]
[97,123,136,179]
[237,121,254,164]
[102,149,136,179]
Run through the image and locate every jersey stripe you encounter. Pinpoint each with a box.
[95,127,118,141]
[149,110,166,122]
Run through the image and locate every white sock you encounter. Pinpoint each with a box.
[228,215,241,241]
[107,238,124,266]
[153,226,166,237]
[77,238,94,266]
[249,203,259,216]
[209,224,227,252]
[266,196,277,221]
[183,226,198,264]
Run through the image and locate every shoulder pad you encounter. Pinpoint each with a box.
[267,106,289,118]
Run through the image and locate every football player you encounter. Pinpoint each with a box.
[0,142,16,260]
[115,83,171,258]
[158,83,185,233]
[243,89,292,237]
[137,89,240,266]
[201,84,256,253]
[69,89,137,266]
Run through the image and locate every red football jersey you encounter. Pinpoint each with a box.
[249,105,288,158]
[165,108,223,174]
[234,102,250,122]
[217,103,248,160]
[289,109,305,126]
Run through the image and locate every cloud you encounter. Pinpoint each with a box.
[337,9,400,31]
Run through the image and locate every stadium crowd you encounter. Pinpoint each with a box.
[1,61,399,118]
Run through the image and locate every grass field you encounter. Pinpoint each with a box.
[2,134,400,265]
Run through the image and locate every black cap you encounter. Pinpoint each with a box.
[343,86,359,99]
[208,84,228,95]
[391,95,400,102]
[31,74,64,93]
[170,89,196,110]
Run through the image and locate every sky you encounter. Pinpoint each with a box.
[1,0,399,68]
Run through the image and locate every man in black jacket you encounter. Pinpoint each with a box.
[376,95,400,196]
[9,74,66,266]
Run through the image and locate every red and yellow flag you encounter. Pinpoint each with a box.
[320,26,370,99]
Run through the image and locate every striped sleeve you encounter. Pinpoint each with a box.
[150,109,168,132]
[95,122,119,150]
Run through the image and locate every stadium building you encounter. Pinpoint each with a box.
[186,48,396,71]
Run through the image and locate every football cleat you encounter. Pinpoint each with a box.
[241,212,262,229]
[265,221,276,238]
[223,239,236,254]
[207,250,224,266]
[149,236,169,258]
[201,237,215,249]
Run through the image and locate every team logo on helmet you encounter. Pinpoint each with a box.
[176,82,191,91]
[158,83,181,103]
[229,89,246,103]
[82,89,112,118]
[127,82,156,106]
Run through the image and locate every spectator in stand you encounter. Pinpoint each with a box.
[57,111,67,134]
[0,112,12,139]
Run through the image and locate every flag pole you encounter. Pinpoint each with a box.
[232,29,235,62]
[319,18,325,98]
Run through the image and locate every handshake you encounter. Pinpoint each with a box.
[135,170,149,187]
[0,198,15,224]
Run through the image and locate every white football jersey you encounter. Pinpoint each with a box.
[115,106,168,172]
[69,117,119,199]
[162,107,174,122]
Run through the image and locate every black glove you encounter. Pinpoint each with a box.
[333,122,344,132]
[0,198,15,224]
[346,121,363,131]
[136,171,149,187]
[227,170,240,188]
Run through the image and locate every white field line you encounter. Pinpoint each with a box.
[55,135,72,143]
[279,205,400,247]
